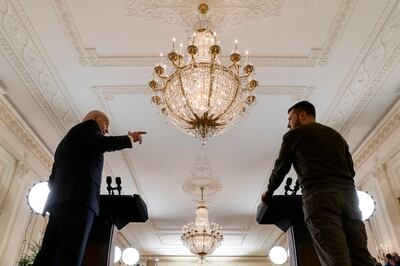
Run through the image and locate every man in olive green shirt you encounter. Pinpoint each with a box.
[261,101,374,266]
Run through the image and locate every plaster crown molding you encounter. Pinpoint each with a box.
[322,0,400,136]
[0,0,80,135]
[122,0,285,28]
[51,0,356,67]
[14,153,30,179]
[92,85,314,101]
[0,94,53,170]
[353,98,400,170]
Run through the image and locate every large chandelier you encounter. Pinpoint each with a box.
[149,3,258,142]
[181,187,223,263]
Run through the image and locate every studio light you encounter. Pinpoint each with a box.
[269,246,288,265]
[27,181,50,214]
[114,246,122,263]
[357,190,375,221]
[122,247,139,265]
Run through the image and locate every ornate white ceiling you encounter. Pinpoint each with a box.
[0,0,400,258]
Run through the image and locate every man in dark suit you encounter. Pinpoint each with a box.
[33,110,146,266]
[261,101,375,266]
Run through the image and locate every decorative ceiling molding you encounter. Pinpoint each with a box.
[121,0,285,28]
[322,0,400,136]
[50,0,356,67]
[0,81,5,94]
[0,0,80,134]
[0,0,115,187]
[318,0,357,65]
[0,94,53,170]
[255,86,315,101]
[353,99,400,169]
[92,85,315,101]
[141,256,267,262]
[155,227,248,247]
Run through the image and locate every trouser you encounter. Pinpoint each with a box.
[33,204,95,266]
[302,188,375,266]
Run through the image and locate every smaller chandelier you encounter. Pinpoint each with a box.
[181,187,223,262]
[149,3,258,142]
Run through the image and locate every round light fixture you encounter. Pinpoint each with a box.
[122,247,139,265]
[114,246,122,263]
[357,190,375,221]
[27,181,50,214]
[269,246,288,265]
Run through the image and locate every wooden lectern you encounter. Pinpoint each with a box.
[83,194,148,266]
[257,195,321,266]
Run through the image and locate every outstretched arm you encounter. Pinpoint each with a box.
[84,122,133,152]
[262,130,298,204]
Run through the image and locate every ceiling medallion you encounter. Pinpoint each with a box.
[149,3,258,143]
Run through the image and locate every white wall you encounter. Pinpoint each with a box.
[0,93,52,265]
[353,99,400,261]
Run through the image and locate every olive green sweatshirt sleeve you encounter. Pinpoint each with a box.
[267,130,299,194]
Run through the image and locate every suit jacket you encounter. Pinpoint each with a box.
[45,119,132,215]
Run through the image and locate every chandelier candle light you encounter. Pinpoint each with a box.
[181,187,223,263]
[149,3,258,142]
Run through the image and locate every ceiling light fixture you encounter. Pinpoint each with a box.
[149,3,258,143]
[181,187,223,263]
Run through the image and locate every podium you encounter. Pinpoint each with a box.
[83,194,148,266]
[256,195,320,266]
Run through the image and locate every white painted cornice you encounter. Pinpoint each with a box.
[0,94,53,170]
[353,98,400,169]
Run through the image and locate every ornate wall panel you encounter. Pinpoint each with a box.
[0,143,17,214]
[0,94,51,265]
[353,99,400,170]
[0,94,53,170]
[354,99,400,253]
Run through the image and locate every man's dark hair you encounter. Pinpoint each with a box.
[386,254,393,259]
[288,101,316,118]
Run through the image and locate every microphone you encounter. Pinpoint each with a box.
[105,176,124,196]
[284,177,293,195]
[115,177,122,195]
[292,179,300,195]
[106,176,112,195]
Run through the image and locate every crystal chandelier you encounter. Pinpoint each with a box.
[149,3,258,142]
[181,187,223,263]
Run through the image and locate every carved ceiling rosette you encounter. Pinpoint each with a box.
[120,0,285,32]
